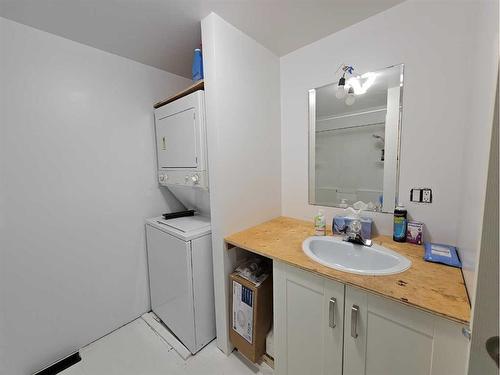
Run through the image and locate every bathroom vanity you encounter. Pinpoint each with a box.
[223,63,472,375]
[225,217,471,375]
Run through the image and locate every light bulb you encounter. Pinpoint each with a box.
[345,94,355,106]
[335,76,346,99]
[335,85,346,99]
[345,87,355,106]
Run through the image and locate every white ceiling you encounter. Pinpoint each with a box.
[0,0,404,78]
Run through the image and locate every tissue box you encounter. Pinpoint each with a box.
[333,216,373,239]
[406,221,423,245]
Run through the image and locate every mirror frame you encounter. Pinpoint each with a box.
[308,63,405,213]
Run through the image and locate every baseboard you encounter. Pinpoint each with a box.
[32,352,81,375]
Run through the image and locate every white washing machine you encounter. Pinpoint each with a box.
[145,215,216,354]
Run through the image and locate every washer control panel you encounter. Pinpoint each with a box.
[158,171,208,189]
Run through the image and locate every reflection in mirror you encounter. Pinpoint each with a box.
[308,64,404,213]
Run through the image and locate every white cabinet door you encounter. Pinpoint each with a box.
[343,285,469,375]
[273,262,344,375]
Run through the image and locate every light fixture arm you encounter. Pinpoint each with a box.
[342,65,354,75]
[335,64,355,79]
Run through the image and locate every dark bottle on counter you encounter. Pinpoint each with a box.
[393,205,407,242]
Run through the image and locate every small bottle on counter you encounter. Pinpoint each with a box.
[393,205,407,242]
[314,209,326,236]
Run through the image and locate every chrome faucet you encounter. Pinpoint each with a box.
[341,220,372,247]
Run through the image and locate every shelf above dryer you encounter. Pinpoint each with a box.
[154,80,204,109]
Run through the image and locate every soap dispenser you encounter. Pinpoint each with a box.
[314,209,326,236]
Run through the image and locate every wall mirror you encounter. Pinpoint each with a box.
[308,64,404,213]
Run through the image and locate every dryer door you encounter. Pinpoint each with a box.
[146,225,196,353]
[156,108,198,169]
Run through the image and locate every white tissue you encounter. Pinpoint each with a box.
[352,201,368,211]
[345,206,362,219]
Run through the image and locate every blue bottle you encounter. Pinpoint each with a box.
[192,48,203,82]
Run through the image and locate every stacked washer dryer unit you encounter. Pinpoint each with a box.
[146,90,216,354]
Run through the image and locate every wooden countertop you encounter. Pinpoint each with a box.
[225,216,470,324]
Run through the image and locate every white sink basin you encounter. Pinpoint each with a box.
[302,236,411,276]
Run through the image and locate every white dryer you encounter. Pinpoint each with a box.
[145,215,215,354]
[154,90,210,216]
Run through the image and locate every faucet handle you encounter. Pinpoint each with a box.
[349,219,362,234]
[338,227,348,234]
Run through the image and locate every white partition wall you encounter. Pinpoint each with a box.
[201,13,281,353]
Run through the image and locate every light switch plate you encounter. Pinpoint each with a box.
[410,189,421,202]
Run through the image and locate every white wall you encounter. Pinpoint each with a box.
[0,17,189,375]
[201,13,281,353]
[455,0,499,304]
[280,0,498,246]
[468,73,498,375]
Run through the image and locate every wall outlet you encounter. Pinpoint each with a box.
[422,188,432,203]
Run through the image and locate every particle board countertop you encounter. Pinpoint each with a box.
[225,216,470,324]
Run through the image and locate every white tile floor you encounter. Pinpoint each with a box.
[60,318,273,375]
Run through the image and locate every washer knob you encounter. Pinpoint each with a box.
[191,174,200,184]
[159,174,167,183]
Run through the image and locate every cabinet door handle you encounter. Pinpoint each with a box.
[351,304,359,338]
[329,297,336,328]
